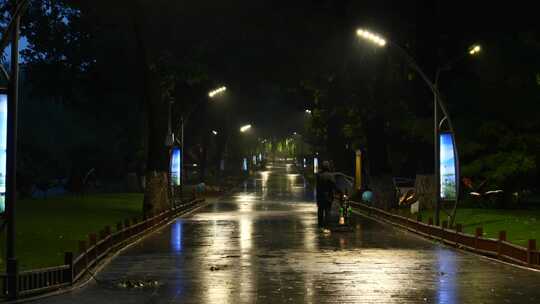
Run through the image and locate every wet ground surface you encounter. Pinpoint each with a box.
[41,161,540,303]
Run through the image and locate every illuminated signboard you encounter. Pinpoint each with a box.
[242,158,248,171]
[440,132,457,201]
[313,157,319,174]
[0,93,6,214]
[170,147,181,186]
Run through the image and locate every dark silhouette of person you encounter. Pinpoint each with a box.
[316,160,336,227]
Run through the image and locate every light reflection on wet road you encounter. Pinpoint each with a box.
[42,161,540,303]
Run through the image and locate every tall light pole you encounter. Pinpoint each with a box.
[173,86,226,199]
[356,28,469,225]
[4,2,24,299]
[433,44,481,225]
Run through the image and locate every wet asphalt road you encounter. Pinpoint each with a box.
[41,161,540,304]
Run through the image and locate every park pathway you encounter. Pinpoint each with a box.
[41,161,540,303]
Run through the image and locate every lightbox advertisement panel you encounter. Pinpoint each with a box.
[242,158,248,171]
[171,147,181,186]
[440,132,457,201]
[0,93,7,214]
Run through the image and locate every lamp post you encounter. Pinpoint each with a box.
[239,124,253,172]
[4,3,23,299]
[433,44,480,224]
[356,28,469,226]
[173,86,226,199]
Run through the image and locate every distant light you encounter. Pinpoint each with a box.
[305,109,312,114]
[293,132,297,135]
[193,163,198,167]
[240,124,252,132]
[469,44,481,56]
[208,86,227,98]
[212,130,218,135]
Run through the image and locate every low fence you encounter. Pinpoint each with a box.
[350,201,540,270]
[1,198,204,300]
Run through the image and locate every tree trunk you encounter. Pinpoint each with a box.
[141,65,171,215]
[132,4,170,215]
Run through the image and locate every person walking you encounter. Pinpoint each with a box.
[316,161,336,227]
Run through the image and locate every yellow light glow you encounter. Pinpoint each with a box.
[356,28,386,48]
[240,124,252,132]
[469,45,481,55]
[208,86,227,98]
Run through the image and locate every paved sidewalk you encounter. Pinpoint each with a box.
[40,162,540,303]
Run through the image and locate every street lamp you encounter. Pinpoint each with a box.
[305,109,312,114]
[469,45,481,56]
[356,29,387,47]
[174,85,227,199]
[212,130,218,135]
[436,43,481,85]
[208,86,227,98]
[240,124,252,133]
[356,28,464,226]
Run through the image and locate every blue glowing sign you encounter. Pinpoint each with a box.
[243,158,248,171]
[171,147,181,186]
[0,94,6,214]
[440,132,457,201]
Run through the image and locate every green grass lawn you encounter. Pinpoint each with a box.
[417,208,540,247]
[1,193,143,271]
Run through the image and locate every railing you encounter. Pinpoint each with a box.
[350,201,540,270]
[1,198,204,300]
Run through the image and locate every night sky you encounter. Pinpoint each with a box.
[164,0,536,138]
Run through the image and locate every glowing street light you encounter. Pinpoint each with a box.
[212,130,218,135]
[355,27,465,227]
[240,124,252,133]
[208,86,227,98]
[356,28,387,47]
[469,44,481,56]
[305,109,312,114]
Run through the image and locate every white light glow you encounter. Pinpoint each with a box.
[469,45,481,55]
[208,86,227,98]
[212,130,218,135]
[240,124,252,132]
[356,28,387,47]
